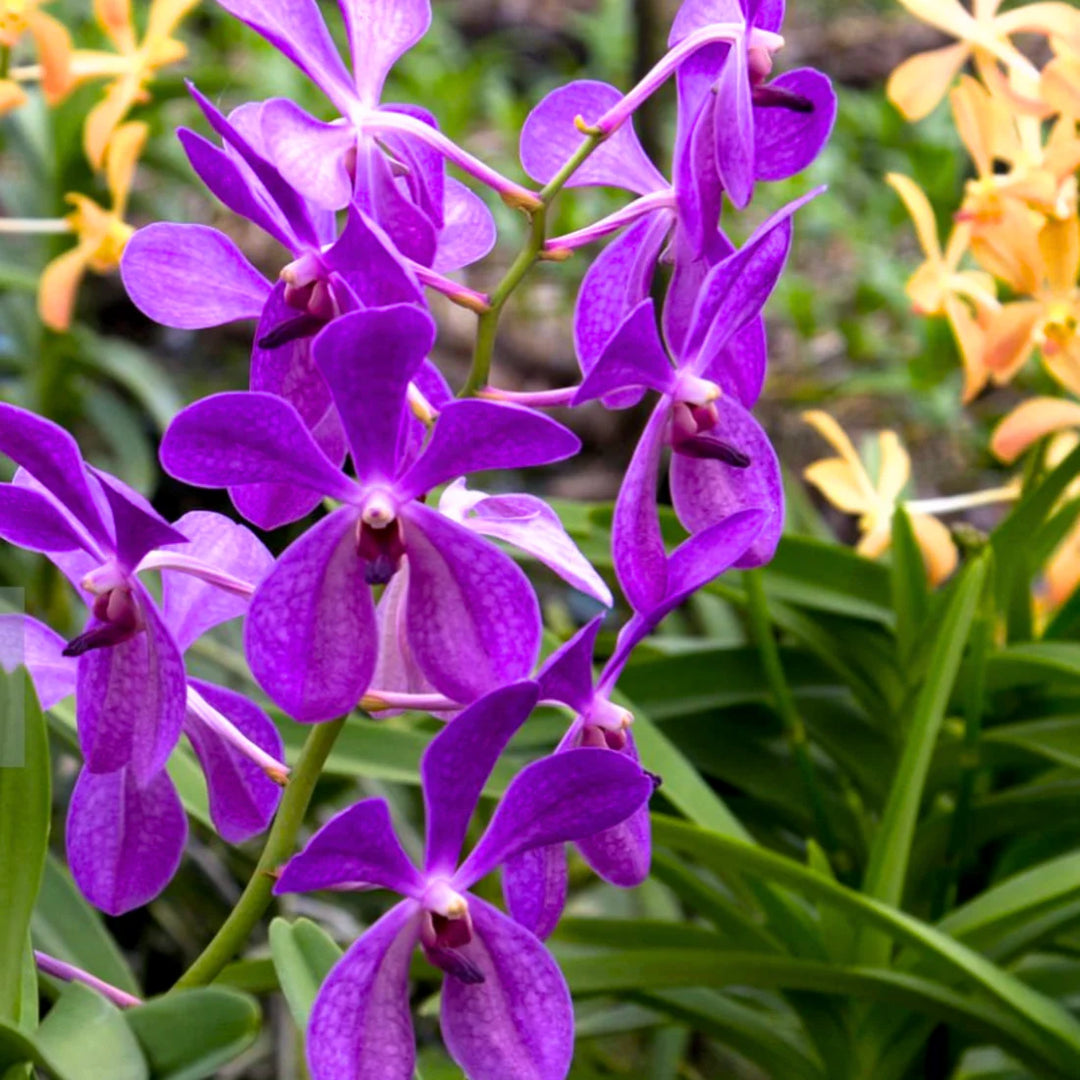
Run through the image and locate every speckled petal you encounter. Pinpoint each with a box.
[502,845,568,941]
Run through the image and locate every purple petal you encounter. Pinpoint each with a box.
[400,401,580,501]
[712,43,755,209]
[669,0,746,42]
[662,226,725,361]
[401,503,541,703]
[446,487,612,606]
[342,0,430,103]
[369,568,440,707]
[211,0,354,110]
[177,127,300,252]
[574,212,671,375]
[672,79,724,259]
[312,305,435,481]
[703,314,767,408]
[753,0,785,34]
[669,396,783,568]
[0,614,76,709]
[160,511,273,652]
[421,681,540,877]
[456,747,655,888]
[307,901,421,1080]
[160,392,357,507]
[520,81,666,194]
[754,69,836,181]
[573,299,676,406]
[259,99,357,211]
[441,896,572,1080]
[434,179,497,273]
[323,208,423,307]
[0,484,91,553]
[612,402,670,613]
[276,797,424,896]
[245,508,377,722]
[502,845,568,941]
[378,104,445,229]
[0,404,110,551]
[121,224,271,329]
[90,470,188,571]
[185,679,283,842]
[354,143,438,266]
[537,616,604,712]
[76,588,186,781]
[66,766,187,916]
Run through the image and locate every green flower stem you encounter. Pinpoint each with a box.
[460,130,604,397]
[744,570,839,857]
[173,716,346,990]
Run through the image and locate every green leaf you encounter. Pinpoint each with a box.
[125,988,260,1080]
[0,672,50,1023]
[859,551,989,959]
[34,983,148,1080]
[890,506,929,665]
[32,854,139,996]
[269,918,342,1030]
[984,717,1080,772]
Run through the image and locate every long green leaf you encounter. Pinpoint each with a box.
[859,552,989,959]
[269,917,342,1030]
[0,673,49,1023]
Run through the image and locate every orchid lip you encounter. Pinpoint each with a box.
[422,879,469,919]
[360,491,397,528]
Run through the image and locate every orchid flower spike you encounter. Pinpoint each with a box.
[161,305,581,720]
[0,0,73,111]
[37,120,145,332]
[275,681,656,1080]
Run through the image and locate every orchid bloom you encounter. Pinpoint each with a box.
[2,513,285,914]
[274,681,656,1080]
[984,216,1080,388]
[0,0,72,111]
[886,0,1080,122]
[38,120,145,332]
[160,305,582,721]
[887,171,999,402]
[208,0,536,213]
[1043,37,1080,116]
[802,411,960,585]
[71,0,198,168]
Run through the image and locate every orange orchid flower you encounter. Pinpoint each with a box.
[983,215,1080,389]
[0,0,73,111]
[71,0,198,169]
[887,0,1080,122]
[38,121,146,332]
[1042,35,1080,116]
[802,411,960,585]
[887,171,998,401]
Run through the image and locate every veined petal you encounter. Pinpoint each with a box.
[421,681,540,877]
[342,0,430,103]
[160,391,356,504]
[520,80,667,195]
[613,402,670,613]
[121,223,271,329]
[400,401,580,501]
[456,748,654,889]
[991,397,1080,463]
[184,679,283,843]
[401,503,541,702]
[66,766,186,916]
[712,40,755,209]
[275,797,424,896]
[313,306,434,482]
[577,803,652,887]
[307,901,421,1080]
[754,69,837,181]
[245,508,377,722]
[0,403,110,550]
[77,587,187,782]
[354,143,438,266]
[441,896,572,1080]
[502,845,568,941]
[159,511,273,652]
[537,616,604,712]
[663,507,769,607]
[377,104,446,229]
[886,42,970,122]
[434,179,497,273]
[0,484,92,554]
[90,469,188,571]
[702,313,767,408]
[323,208,423,307]
[0,615,76,710]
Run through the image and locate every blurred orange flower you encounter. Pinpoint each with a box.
[0,0,73,111]
[38,120,146,331]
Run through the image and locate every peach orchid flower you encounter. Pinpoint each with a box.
[0,0,72,111]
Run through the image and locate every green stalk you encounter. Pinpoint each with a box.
[744,570,838,856]
[173,717,346,989]
[460,131,603,397]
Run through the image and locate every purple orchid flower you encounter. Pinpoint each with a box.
[1,511,285,915]
[274,680,656,1080]
[160,305,581,721]
[565,199,808,610]
[519,71,833,374]
[210,0,535,215]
